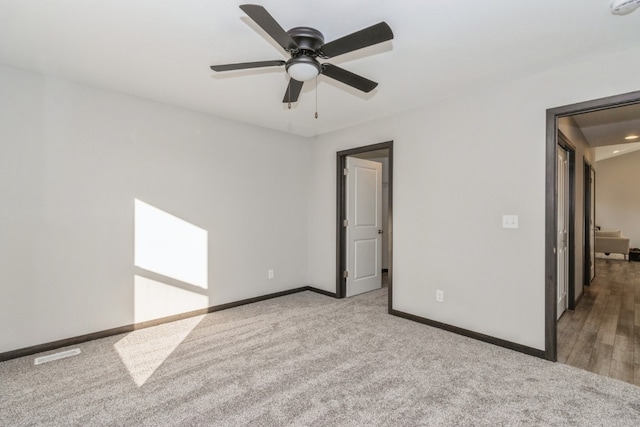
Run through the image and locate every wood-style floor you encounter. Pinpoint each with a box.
[558,257,640,386]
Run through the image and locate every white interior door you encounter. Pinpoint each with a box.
[346,157,382,297]
[557,146,569,319]
[589,167,596,281]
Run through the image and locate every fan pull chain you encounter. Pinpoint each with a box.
[288,80,292,110]
[315,76,318,119]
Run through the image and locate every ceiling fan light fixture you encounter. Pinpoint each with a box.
[287,61,320,82]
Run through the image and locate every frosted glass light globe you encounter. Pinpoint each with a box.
[288,62,319,82]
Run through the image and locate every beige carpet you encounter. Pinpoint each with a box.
[2,288,640,426]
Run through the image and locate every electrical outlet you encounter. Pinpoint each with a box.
[268,269,274,279]
[436,289,444,303]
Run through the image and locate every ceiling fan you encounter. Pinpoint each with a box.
[210,4,394,104]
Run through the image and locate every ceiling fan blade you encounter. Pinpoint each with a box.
[319,22,393,58]
[321,64,378,93]
[282,78,304,103]
[210,60,285,72]
[239,4,299,52]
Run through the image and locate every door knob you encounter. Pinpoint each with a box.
[378,229,383,234]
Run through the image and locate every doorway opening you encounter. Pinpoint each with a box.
[545,90,640,362]
[336,141,393,309]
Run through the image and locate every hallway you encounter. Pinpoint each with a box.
[558,257,640,386]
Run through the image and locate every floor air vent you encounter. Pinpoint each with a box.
[34,348,81,365]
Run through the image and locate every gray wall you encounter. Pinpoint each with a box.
[0,64,311,353]
[3,42,640,355]
[307,45,640,351]
[595,150,640,248]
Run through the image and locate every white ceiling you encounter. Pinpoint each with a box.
[593,141,640,161]
[573,103,640,147]
[571,102,640,161]
[1,1,639,137]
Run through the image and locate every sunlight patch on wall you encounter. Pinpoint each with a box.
[134,275,209,323]
[134,199,208,289]
[122,200,210,387]
[114,314,204,387]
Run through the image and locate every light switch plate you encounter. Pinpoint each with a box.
[502,215,519,229]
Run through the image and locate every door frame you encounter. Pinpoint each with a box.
[557,134,576,312]
[545,90,640,361]
[336,141,393,306]
[583,159,595,288]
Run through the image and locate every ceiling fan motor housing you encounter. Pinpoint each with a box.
[286,27,324,52]
[285,27,324,79]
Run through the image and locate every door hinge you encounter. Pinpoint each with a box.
[343,270,349,279]
[344,168,349,176]
[343,219,348,227]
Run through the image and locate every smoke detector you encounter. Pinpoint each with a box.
[611,0,640,15]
